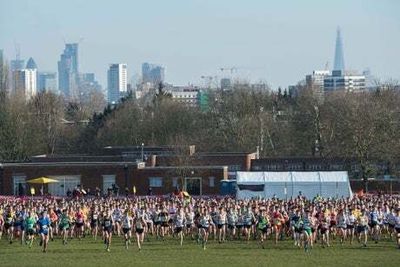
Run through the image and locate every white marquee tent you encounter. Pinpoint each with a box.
[236,171,352,199]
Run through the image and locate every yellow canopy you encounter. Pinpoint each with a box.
[182,191,190,197]
[27,177,59,184]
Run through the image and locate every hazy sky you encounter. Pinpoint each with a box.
[1,0,399,88]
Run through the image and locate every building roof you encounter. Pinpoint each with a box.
[194,152,257,157]
[142,165,228,170]
[0,162,143,168]
[26,57,37,69]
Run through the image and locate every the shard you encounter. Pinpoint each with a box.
[333,27,345,72]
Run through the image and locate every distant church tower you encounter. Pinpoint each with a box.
[333,27,345,72]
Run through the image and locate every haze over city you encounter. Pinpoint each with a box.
[1,0,399,88]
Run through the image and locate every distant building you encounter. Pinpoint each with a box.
[333,27,345,72]
[306,70,330,98]
[26,57,39,91]
[10,59,25,71]
[37,72,57,93]
[58,43,79,99]
[220,78,232,91]
[324,70,366,92]
[142,63,165,84]
[81,73,95,83]
[322,28,365,93]
[77,72,103,102]
[170,90,199,107]
[79,72,102,91]
[13,69,37,100]
[25,57,37,70]
[107,64,127,103]
[362,68,377,91]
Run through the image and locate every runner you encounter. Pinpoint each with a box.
[37,211,51,253]
[291,209,302,247]
[49,208,58,242]
[90,207,100,240]
[394,208,400,249]
[14,207,26,245]
[75,207,85,241]
[356,209,369,247]
[369,206,380,244]
[243,205,255,243]
[320,209,331,248]
[59,209,70,245]
[24,210,37,248]
[158,206,169,241]
[346,207,356,244]
[174,207,186,246]
[134,211,146,251]
[227,207,238,241]
[217,207,227,243]
[4,207,15,244]
[112,206,122,237]
[185,207,195,239]
[302,209,312,252]
[337,209,347,244]
[272,207,284,245]
[102,210,114,252]
[198,208,212,250]
[143,207,154,239]
[121,209,133,249]
[256,208,270,249]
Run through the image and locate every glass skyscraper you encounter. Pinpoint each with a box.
[58,43,79,99]
[107,63,127,103]
[333,27,345,72]
[142,62,165,84]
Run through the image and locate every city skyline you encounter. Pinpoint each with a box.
[0,0,399,88]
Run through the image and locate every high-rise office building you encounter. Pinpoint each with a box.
[58,43,79,99]
[220,78,232,91]
[10,59,25,71]
[107,64,127,103]
[82,73,95,83]
[323,28,365,92]
[324,70,366,92]
[333,27,345,72]
[26,57,38,90]
[38,72,57,93]
[142,62,165,84]
[306,70,330,98]
[78,72,102,101]
[14,69,37,100]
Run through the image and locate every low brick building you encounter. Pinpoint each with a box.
[132,166,227,196]
[0,145,253,196]
[0,161,141,196]
[0,160,227,196]
[154,152,257,179]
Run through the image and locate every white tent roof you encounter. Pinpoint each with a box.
[237,171,349,183]
[264,172,292,182]
[319,171,349,182]
[236,171,352,199]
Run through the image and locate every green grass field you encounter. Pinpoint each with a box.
[0,235,398,267]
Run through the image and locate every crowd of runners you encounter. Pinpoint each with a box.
[0,194,399,253]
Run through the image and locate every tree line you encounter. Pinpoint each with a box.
[1,75,400,179]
